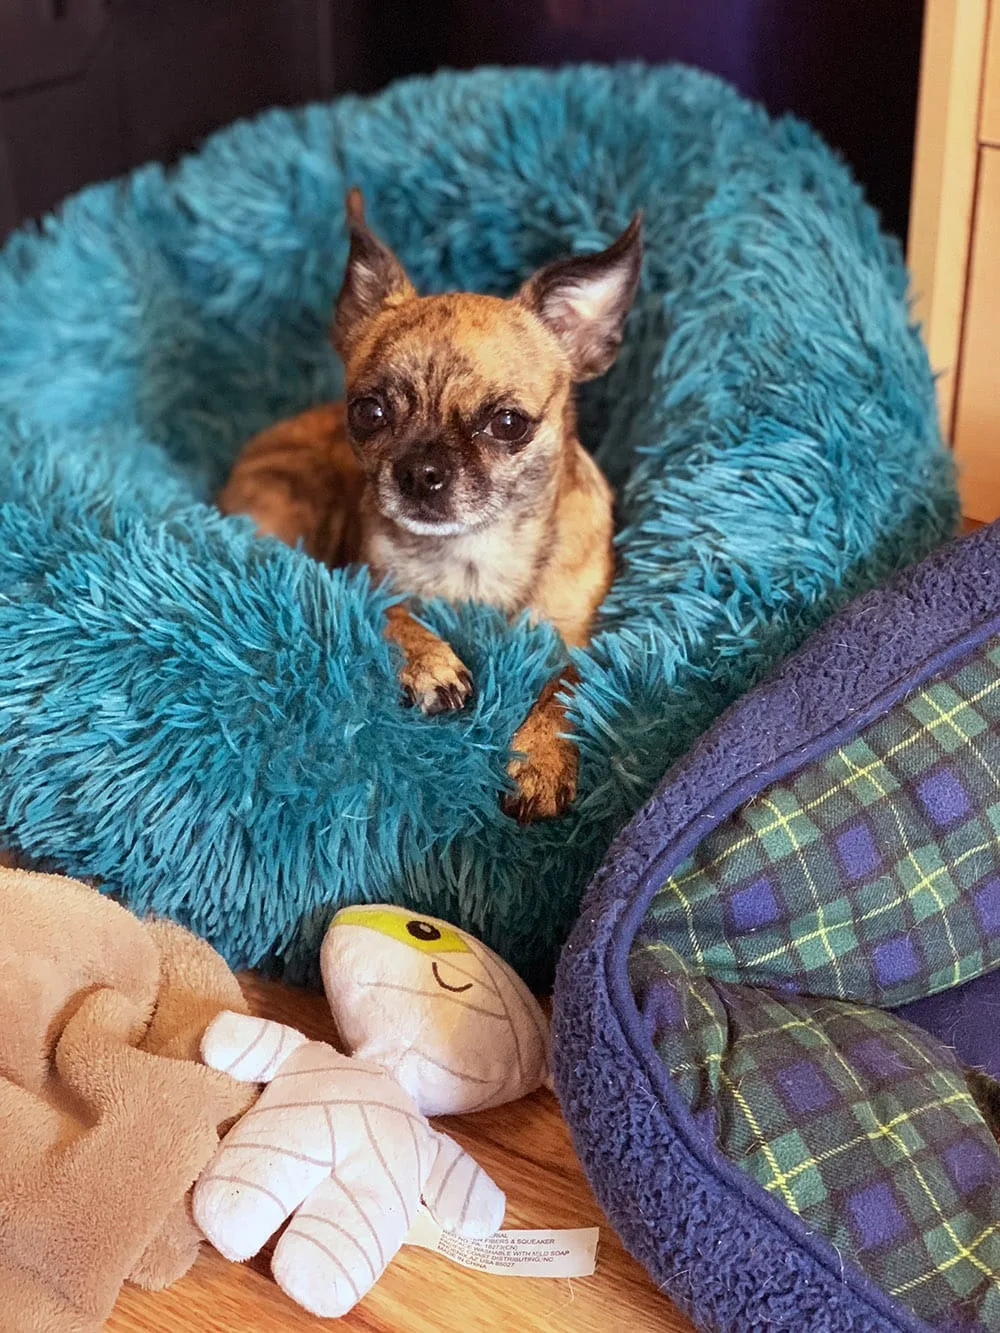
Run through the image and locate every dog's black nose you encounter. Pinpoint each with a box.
[394,449,453,502]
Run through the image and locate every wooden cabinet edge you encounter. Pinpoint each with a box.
[953,147,1000,522]
[907,0,990,439]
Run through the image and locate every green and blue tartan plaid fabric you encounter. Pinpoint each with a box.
[630,637,1000,1329]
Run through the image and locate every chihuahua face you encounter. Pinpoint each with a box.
[340,293,573,537]
[333,191,642,540]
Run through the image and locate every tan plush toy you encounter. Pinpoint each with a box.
[0,865,255,1333]
[194,904,550,1318]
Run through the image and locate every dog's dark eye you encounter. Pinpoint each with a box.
[485,409,530,444]
[348,396,387,436]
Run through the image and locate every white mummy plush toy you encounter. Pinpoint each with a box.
[193,905,550,1318]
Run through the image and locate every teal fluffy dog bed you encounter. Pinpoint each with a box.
[0,65,955,986]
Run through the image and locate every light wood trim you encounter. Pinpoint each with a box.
[953,147,1000,521]
[982,0,1000,143]
[907,0,990,437]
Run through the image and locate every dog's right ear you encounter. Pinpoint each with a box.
[333,189,416,358]
[517,214,643,382]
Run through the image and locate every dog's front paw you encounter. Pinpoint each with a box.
[502,735,578,823]
[400,646,473,716]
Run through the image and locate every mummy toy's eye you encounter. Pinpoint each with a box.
[406,919,441,942]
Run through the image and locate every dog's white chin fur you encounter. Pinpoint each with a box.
[390,513,477,537]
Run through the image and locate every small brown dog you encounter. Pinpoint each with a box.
[219,191,641,821]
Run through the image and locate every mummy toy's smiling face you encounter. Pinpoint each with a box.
[320,904,550,1117]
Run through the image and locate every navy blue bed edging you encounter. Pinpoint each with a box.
[553,522,1000,1333]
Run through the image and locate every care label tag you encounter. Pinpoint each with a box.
[404,1210,599,1278]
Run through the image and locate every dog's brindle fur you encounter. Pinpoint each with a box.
[219,191,641,821]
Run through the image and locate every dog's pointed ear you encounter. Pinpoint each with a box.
[333,189,416,357]
[518,214,643,381]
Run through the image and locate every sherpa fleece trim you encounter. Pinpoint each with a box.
[554,524,1000,1332]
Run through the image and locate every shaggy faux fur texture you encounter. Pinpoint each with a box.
[553,523,1000,1332]
[0,65,955,985]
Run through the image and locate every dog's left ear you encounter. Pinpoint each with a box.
[518,214,643,381]
[333,188,416,357]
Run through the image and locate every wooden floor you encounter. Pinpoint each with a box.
[109,975,694,1333]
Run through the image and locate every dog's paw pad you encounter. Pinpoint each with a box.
[503,742,578,823]
[400,655,473,715]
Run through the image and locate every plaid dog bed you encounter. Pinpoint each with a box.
[554,523,1000,1332]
